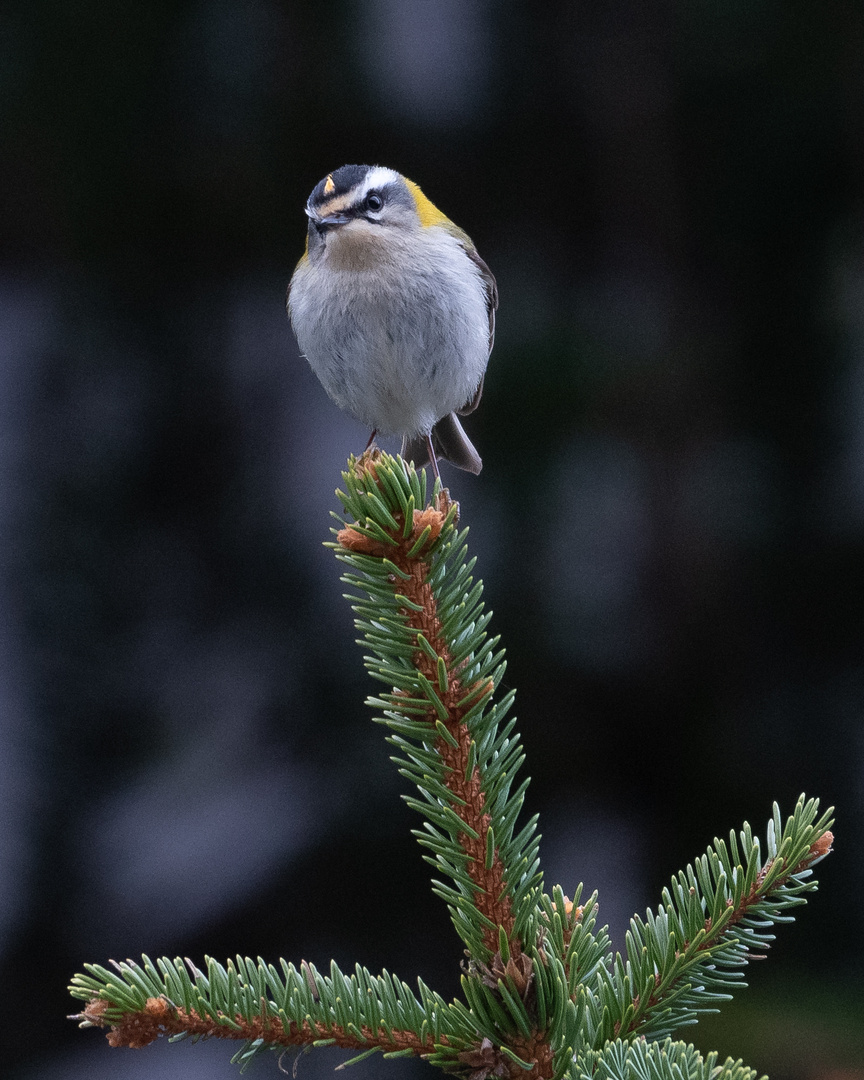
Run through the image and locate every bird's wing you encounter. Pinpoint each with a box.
[457,245,497,416]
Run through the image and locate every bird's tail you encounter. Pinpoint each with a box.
[402,413,482,475]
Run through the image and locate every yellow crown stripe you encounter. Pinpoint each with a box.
[404,178,451,229]
[323,174,336,195]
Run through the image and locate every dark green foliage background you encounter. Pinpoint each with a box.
[1,2,861,1078]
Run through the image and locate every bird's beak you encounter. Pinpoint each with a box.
[306,208,352,231]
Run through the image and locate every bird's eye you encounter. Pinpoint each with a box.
[364,192,383,212]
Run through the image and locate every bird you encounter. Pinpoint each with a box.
[287,164,497,478]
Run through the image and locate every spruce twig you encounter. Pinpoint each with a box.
[68,452,834,1080]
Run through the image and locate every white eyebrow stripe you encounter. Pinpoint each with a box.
[359,166,400,197]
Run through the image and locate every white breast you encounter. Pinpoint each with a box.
[289,226,489,437]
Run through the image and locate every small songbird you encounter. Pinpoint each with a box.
[287,165,497,476]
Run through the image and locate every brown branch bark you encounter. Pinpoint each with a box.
[78,996,441,1054]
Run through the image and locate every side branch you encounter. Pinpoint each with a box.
[619,826,834,1038]
[76,996,439,1056]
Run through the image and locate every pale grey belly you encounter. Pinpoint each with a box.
[299,287,484,436]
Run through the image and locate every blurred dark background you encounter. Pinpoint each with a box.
[1,2,862,1078]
